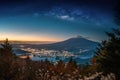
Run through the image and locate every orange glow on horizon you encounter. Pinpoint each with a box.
[0,34,63,41]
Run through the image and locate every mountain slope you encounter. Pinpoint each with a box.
[26,36,98,52]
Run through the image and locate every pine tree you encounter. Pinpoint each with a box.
[0,39,17,80]
[0,38,16,59]
[56,60,65,73]
[95,29,120,79]
[66,58,78,74]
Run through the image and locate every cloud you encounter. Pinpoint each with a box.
[57,15,74,21]
[33,13,39,17]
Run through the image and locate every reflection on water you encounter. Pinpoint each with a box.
[31,56,92,64]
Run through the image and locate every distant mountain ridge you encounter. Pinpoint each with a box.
[23,36,98,52]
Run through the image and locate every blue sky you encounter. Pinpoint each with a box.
[0,0,119,42]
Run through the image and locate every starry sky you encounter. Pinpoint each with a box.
[0,0,119,42]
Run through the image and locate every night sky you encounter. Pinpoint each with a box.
[0,0,119,42]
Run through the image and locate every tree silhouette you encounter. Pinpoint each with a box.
[95,29,120,79]
[0,39,17,80]
[1,38,12,52]
[56,60,65,73]
[66,58,78,75]
[0,38,16,58]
